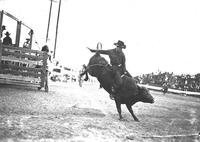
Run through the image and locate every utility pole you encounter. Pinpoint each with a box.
[53,0,62,58]
[46,0,57,43]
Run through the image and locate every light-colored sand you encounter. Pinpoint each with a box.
[0,81,200,142]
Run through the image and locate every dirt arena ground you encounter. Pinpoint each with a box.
[0,81,200,142]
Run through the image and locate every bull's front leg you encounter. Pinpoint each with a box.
[126,104,139,122]
[115,101,122,120]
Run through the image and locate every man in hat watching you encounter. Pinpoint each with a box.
[3,31,12,46]
[88,40,132,97]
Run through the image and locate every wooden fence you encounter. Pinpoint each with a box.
[0,42,48,92]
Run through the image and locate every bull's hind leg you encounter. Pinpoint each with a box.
[126,104,139,122]
[115,101,123,120]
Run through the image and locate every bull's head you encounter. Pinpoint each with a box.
[138,86,154,104]
[87,53,109,78]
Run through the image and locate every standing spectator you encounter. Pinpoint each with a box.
[162,82,168,94]
[78,64,87,87]
[41,45,52,62]
[3,31,12,46]
[41,45,51,92]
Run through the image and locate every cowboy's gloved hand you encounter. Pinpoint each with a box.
[87,47,91,50]
[87,47,93,52]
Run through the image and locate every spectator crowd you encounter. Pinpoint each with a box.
[134,71,200,92]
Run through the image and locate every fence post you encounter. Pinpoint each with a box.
[0,46,1,73]
[15,21,21,47]
[29,29,33,49]
[0,11,3,70]
[0,10,3,38]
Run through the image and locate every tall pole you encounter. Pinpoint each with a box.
[46,0,53,43]
[53,0,62,58]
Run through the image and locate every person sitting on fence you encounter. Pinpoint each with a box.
[3,31,12,46]
[23,38,30,48]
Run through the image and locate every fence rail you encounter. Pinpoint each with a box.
[139,84,200,97]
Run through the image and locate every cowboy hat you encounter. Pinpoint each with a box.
[114,40,126,49]
[5,31,10,36]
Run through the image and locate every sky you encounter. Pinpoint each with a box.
[0,0,200,76]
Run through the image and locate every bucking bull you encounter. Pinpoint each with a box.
[80,52,154,121]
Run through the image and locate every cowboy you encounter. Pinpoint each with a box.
[88,40,132,95]
[3,31,12,46]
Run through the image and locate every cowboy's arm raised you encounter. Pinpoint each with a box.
[87,47,111,55]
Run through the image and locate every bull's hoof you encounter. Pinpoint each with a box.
[134,118,140,122]
[119,117,123,120]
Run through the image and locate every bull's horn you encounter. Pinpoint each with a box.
[97,42,102,50]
